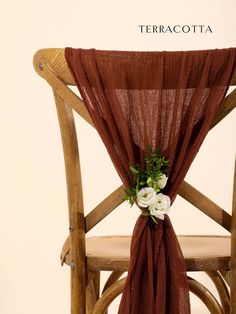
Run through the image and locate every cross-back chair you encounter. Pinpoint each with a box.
[33,48,236,314]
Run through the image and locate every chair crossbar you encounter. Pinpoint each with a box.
[178,181,231,232]
[85,186,125,232]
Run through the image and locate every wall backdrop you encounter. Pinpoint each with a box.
[0,0,236,313]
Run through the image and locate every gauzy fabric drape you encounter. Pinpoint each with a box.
[65,47,236,313]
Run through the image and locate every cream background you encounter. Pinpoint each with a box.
[0,0,236,313]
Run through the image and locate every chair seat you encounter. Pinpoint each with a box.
[62,235,231,272]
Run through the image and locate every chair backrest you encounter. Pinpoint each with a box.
[33,48,236,310]
[33,48,236,231]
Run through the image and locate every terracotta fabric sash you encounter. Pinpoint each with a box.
[65,47,236,313]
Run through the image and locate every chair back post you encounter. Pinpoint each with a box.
[53,90,86,314]
[231,157,236,313]
[34,50,87,313]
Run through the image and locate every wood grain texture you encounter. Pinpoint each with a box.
[178,181,232,232]
[85,186,125,232]
[206,271,230,314]
[62,235,231,272]
[231,157,236,313]
[102,271,124,294]
[53,91,86,314]
[92,278,126,314]
[220,270,231,286]
[188,276,223,313]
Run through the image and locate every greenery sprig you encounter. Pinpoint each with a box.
[124,146,170,224]
[125,147,169,205]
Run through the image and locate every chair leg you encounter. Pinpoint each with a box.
[71,266,86,314]
[102,271,124,294]
[206,271,230,314]
[102,271,124,314]
[220,271,230,286]
[86,271,101,314]
[93,271,100,301]
[90,274,226,313]
[188,276,223,314]
[86,281,96,314]
[92,278,126,314]
[230,269,236,314]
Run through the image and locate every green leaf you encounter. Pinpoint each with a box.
[130,165,139,175]
[150,215,158,224]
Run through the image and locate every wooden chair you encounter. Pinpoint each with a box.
[33,48,236,314]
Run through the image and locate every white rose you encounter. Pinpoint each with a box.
[136,187,157,208]
[157,174,168,189]
[148,193,171,220]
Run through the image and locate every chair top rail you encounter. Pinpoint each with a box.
[33,48,236,86]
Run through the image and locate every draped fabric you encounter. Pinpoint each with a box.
[65,47,236,313]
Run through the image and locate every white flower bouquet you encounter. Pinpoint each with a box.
[124,147,171,224]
